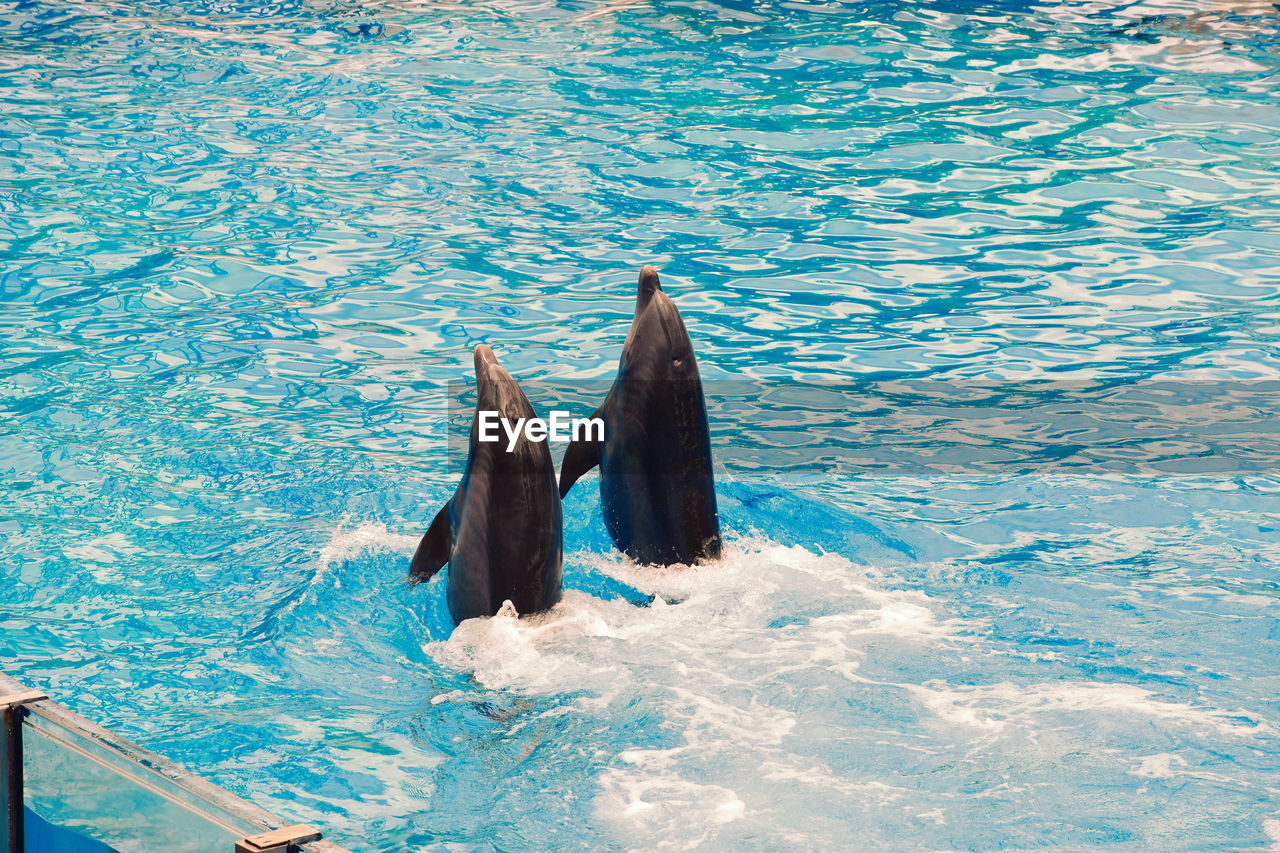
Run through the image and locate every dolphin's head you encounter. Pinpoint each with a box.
[622,266,694,373]
[634,264,663,316]
[473,344,530,421]
[473,343,500,386]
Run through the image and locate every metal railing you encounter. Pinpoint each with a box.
[1,672,352,853]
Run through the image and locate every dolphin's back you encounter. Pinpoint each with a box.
[450,439,562,620]
[411,348,564,625]
[602,370,720,565]
[557,268,722,566]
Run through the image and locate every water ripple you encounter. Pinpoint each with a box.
[3,0,1280,850]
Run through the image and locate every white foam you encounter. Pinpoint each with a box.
[911,680,1266,738]
[270,521,422,626]
[1264,817,1280,851]
[415,535,1276,849]
[428,538,963,694]
[425,538,966,848]
[1133,751,1187,779]
[1130,752,1244,789]
[594,766,746,845]
[318,521,420,573]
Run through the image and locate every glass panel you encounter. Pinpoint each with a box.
[0,673,347,853]
[21,711,247,853]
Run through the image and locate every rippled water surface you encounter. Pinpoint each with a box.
[3,0,1280,849]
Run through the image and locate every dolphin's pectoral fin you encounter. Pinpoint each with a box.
[409,501,452,583]
[559,407,604,498]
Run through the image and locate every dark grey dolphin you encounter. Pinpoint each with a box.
[410,345,563,624]
[559,266,722,565]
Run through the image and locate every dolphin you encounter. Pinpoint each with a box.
[410,345,563,624]
[559,266,722,565]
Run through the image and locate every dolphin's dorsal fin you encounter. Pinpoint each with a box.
[409,500,453,583]
[559,405,605,497]
[635,265,662,315]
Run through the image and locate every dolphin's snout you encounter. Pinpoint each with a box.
[474,344,499,375]
[635,265,665,316]
[639,265,662,294]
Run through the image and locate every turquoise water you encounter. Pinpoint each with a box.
[3,0,1280,849]
[25,808,118,853]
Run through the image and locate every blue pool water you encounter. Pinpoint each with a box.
[3,0,1280,849]
[25,808,118,853]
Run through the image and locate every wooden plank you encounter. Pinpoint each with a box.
[235,824,323,852]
